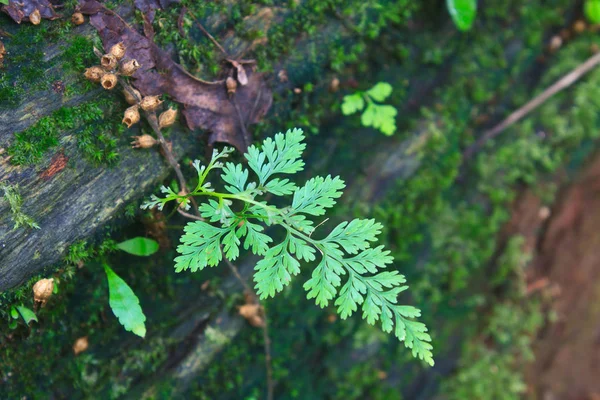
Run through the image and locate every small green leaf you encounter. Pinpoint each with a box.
[16,305,38,325]
[341,93,365,115]
[0,0,8,7]
[361,104,397,136]
[366,82,393,102]
[104,264,147,337]
[585,0,600,23]
[116,237,159,257]
[446,0,477,31]
[10,306,19,319]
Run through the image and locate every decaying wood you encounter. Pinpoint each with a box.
[0,0,358,292]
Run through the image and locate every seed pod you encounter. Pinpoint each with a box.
[573,20,586,34]
[238,303,265,328]
[120,59,141,76]
[226,77,237,96]
[32,278,54,305]
[100,73,118,90]
[177,189,190,210]
[158,108,177,129]
[139,95,162,111]
[110,42,126,60]
[277,69,288,83]
[30,9,41,25]
[71,12,85,26]
[329,77,340,92]
[73,336,89,355]
[538,206,551,221]
[101,54,118,71]
[131,134,157,148]
[123,105,140,128]
[84,66,105,83]
[123,87,141,105]
[548,35,562,52]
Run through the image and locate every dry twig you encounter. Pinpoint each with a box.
[464,52,600,160]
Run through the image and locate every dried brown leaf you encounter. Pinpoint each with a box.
[81,1,271,151]
[1,0,59,24]
[134,0,180,23]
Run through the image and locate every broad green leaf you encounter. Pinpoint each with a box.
[10,306,19,319]
[446,0,477,31]
[16,305,38,325]
[104,264,147,338]
[341,93,365,115]
[0,0,8,5]
[366,82,393,102]
[116,237,159,257]
[585,0,600,23]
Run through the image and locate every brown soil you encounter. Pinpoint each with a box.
[522,155,600,400]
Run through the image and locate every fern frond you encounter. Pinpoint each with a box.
[144,127,434,366]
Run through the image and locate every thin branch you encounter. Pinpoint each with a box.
[189,13,229,57]
[117,77,200,214]
[177,209,204,221]
[232,96,251,150]
[223,257,274,400]
[464,51,600,160]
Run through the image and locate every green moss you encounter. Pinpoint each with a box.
[0,183,40,230]
[7,99,123,166]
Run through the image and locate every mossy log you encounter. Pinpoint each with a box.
[2,0,600,398]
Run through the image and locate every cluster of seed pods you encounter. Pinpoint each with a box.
[84,43,178,149]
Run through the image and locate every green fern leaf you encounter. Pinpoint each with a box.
[145,127,434,365]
